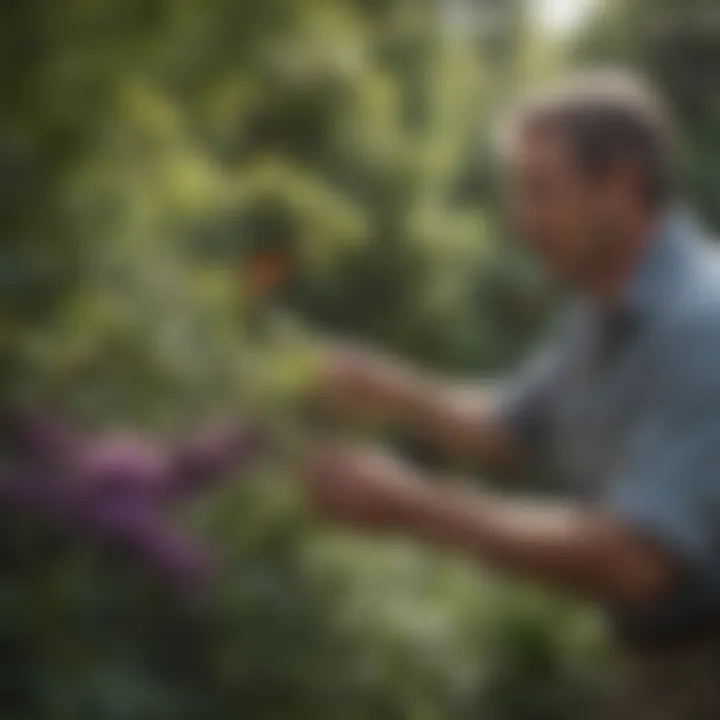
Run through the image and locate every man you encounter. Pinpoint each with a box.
[301,70,720,718]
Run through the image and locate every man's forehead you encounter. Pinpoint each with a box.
[506,126,578,174]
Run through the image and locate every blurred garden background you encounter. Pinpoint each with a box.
[1,0,719,717]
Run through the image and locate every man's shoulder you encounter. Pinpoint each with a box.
[661,228,720,316]
[657,238,720,373]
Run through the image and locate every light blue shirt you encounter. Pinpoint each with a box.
[502,210,720,643]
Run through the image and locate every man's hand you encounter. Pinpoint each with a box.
[316,344,419,424]
[303,443,425,530]
[314,344,519,466]
[301,444,678,610]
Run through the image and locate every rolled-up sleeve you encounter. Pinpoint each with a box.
[496,310,579,455]
[497,345,566,453]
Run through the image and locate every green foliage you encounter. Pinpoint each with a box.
[4,0,713,718]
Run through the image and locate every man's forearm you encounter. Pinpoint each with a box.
[393,378,517,466]
[342,355,517,466]
[322,347,519,467]
[391,479,675,609]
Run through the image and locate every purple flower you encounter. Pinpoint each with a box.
[0,409,265,596]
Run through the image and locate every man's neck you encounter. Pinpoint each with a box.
[584,210,663,309]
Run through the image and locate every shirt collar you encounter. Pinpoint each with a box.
[618,207,694,320]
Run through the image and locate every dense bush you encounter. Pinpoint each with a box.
[0,0,717,718]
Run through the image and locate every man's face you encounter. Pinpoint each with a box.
[505,128,621,285]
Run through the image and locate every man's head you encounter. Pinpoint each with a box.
[500,69,679,288]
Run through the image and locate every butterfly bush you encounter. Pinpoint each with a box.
[0,408,264,595]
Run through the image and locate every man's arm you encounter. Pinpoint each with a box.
[304,445,677,610]
[400,483,675,608]
[318,346,522,467]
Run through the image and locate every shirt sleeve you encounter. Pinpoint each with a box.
[496,346,566,453]
[495,312,577,455]
[605,311,720,572]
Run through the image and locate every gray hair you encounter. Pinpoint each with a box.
[500,69,679,206]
